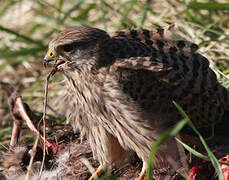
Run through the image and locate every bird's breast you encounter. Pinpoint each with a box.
[63,69,146,127]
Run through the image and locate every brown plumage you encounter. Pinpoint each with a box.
[44,26,229,179]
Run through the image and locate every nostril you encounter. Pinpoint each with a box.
[50,52,53,57]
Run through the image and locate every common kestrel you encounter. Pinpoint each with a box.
[44,26,229,179]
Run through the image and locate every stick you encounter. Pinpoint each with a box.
[8,92,23,147]
[38,66,58,179]
[25,135,39,180]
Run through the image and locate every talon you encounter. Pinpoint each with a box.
[89,165,105,180]
[137,161,147,180]
[137,172,145,180]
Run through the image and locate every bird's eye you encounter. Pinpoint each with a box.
[62,44,74,52]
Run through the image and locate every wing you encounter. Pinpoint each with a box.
[107,28,224,127]
[111,24,176,40]
[113,55,224,128]
[111,25,199,56]
[109,26,214,89]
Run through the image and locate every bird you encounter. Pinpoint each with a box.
[44,25,229,179]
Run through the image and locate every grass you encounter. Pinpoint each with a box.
[188,2,229,10]
[0,0,228,179]
[146,108,189,179]
[147,101,229,179]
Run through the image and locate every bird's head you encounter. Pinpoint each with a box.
[44,26,110,69]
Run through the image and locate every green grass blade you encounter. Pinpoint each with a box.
[73,3,97,21]
[0,25,45,47]
[0,46,46,59]
[176,138,209,160]
[119,0,136,29]
[185,21,229,39]
[146,118,188,179]
[0,46,46,71]
[102,1,137,29]
[191,15,227,42]
[58,0,64,11]
[187,127,223,180]
[140,0,151,27]
[37,0,63,15]
[0,0,18,17]
[60,1,83,22]
[100,0,107,31]
[188,2,229,10]
[173,101,224,180]
[199,40,229,47]
[0,127,11,141]
[176,138,229,166]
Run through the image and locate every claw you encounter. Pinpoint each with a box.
[89,165,105,180]
[137,161,147,180]
[137,172,145,180]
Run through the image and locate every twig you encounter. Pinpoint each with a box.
[0,143,8,151]
[25,135,39,180]
[38,67,58,179]
[8,92,23,147]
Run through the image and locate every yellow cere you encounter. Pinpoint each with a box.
[48,49,57,58]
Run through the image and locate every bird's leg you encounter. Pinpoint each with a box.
[137,160,147,180]
[88,128,130,180]
[88,164,105,180]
